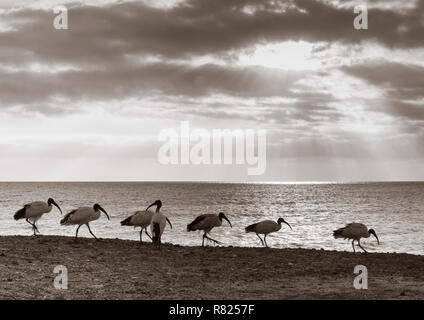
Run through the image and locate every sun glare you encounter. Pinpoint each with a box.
[237,41,322,71]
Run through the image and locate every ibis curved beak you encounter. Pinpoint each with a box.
[223,215,232,228]
[166,217,173,229]
[283,220,292,230]
[371,230,380,245]
[99,206,110,220]
[146,201,156,211]
[52,200,62,215]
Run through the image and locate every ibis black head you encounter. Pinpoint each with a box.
[277,218,292,230]
[94,203,110,220]
[368,228,379,244]
[146,200,162,211]
[218,212,232,228]
[47,198,62,215]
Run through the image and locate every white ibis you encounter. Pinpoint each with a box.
[187,212,232,246]
[333,223,380,253]
[60,203,110,240]
[146,200,172,247]
[245,218,292,248]
[14,198,62,236]
[120,208,154,242]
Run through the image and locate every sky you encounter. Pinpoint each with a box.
[0,0,423,181]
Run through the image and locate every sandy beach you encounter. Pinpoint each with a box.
[0,235,423,300]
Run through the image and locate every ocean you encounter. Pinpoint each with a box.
[0,182,423,255]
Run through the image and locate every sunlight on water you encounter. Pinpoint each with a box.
[0,182,423,255]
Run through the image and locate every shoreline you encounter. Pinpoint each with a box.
[1,235,424,299]
[2,232,422,257]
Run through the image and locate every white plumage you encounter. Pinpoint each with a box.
[333,222,380,252]
[14,198,62,236]
[146,200,172,247]
[245,218,292,248]
[120,209,154,242]
[60,203,110,240]
[187,212,232,246]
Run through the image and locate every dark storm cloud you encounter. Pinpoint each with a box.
[0,0,423,67]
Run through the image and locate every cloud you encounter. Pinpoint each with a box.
[343,61,424,120]
[1,0,423,67]
[342,62,424,97]
[0,63,307,109]
[0,0,423,180]
[1,0,423,110]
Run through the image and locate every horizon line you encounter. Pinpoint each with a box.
[0,180,423,184]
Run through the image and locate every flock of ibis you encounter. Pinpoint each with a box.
[13,197,380,252]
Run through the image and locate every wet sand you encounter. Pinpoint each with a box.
[0,235,423,300]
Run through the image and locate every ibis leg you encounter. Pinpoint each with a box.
[86,223,98,240]
[264,235,269,248]
[139,228,143,242]
[32,223,40,236]
[202,233,205,247]
[25,218,38,236]
[351,239,356,253]
[75,225,81,239]
[203,233,222,246]
[25,218,32,227]
[145,228,152,240]
[32,222,37,236]
[358,240,368,253]
[256,233,265,247]
[33,222,40,235]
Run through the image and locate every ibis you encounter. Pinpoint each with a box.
[14,198,62,236]
[333,223,380,253]
[187,212,232,246]
[120,208,154,242]
[146,200,172,247]
[60,203,110,240]
[245,218,292,248]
